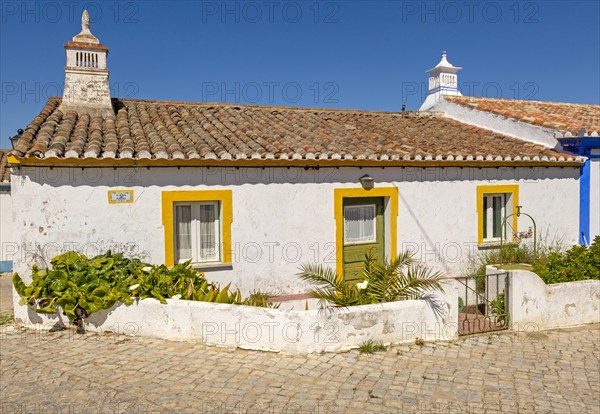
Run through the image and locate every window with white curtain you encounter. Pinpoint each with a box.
[343,204,376,244]
[482,193,507,242]
[174,201,221,263]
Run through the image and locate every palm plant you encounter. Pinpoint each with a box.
[298,251,445,308]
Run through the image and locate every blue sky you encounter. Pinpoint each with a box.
[1,0,599,148]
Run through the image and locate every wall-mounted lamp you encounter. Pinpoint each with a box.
[9,129,23,150]
[359,174,374,189]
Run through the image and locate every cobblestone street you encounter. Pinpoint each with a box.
[1,319,598,413]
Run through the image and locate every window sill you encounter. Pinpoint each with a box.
[478,241,519,249]
[190,262,232,271]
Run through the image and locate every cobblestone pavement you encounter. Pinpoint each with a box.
[0,274,13,317]
[0,322,598,414]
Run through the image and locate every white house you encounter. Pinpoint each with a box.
[420,54,600,244]
[6,13,592,296]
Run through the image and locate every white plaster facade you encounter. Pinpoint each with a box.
[9,165,579,295]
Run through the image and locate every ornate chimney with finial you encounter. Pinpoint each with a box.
[419,51,462,111]
[60,10,112,116]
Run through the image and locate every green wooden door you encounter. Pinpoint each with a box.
[342,197,385,284]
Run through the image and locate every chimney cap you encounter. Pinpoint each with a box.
[426,51,462,75]
[60,10,112,116]
[70,10,100,45]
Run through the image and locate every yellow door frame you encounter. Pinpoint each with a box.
[334,187,398,277]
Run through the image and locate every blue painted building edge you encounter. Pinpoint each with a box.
[579,159,591,245]
[0,260,13,272]
[562,137,599,245]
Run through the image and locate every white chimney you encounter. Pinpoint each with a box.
[60,10,112,116]
[419,51,462,111]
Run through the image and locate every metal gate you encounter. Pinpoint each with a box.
[457,272,509,335]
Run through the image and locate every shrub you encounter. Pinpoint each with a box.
[465,234,567,277]
[532,236,600,284]
[298,251,445,308]
[13,250,270,332]
[468,244,540,277]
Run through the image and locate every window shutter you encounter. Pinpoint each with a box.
[492,196,503,238]
[483,196,489,239]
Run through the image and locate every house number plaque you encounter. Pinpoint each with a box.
[108,190,134,204]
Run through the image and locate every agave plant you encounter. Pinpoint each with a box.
[298,251,445,308]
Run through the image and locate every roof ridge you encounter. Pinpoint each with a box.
[115,97,436,116]
[447,95,600,108]
[46,95,441,117]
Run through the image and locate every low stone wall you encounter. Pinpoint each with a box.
[13,281,459,353]
[508,270,600,331]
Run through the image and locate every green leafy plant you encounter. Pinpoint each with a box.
[532,236,600,284]
[132,262,242,305]
[298,251,445,308]
[359,339,387,354]
[490,291,507,325]
[13,251,142,331]
[243,291,280,309]
[13,250,270,333]
[458,297,465,313]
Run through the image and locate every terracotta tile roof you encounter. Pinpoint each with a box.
[445,96,600,135]
[10,97,579,164]
[0,150,10,183]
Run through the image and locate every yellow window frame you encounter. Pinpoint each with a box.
[476,184,519,246]
[162,190,233,267]
[334,187,398,277]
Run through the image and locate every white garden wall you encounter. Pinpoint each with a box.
[12,280,459,353]
[508,270,600,331]
[9,166,579,297]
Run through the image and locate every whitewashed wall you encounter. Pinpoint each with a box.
[10,166,579,295]
[508,270,600,331]
[12,280,459,353]
[0,189,12,271]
